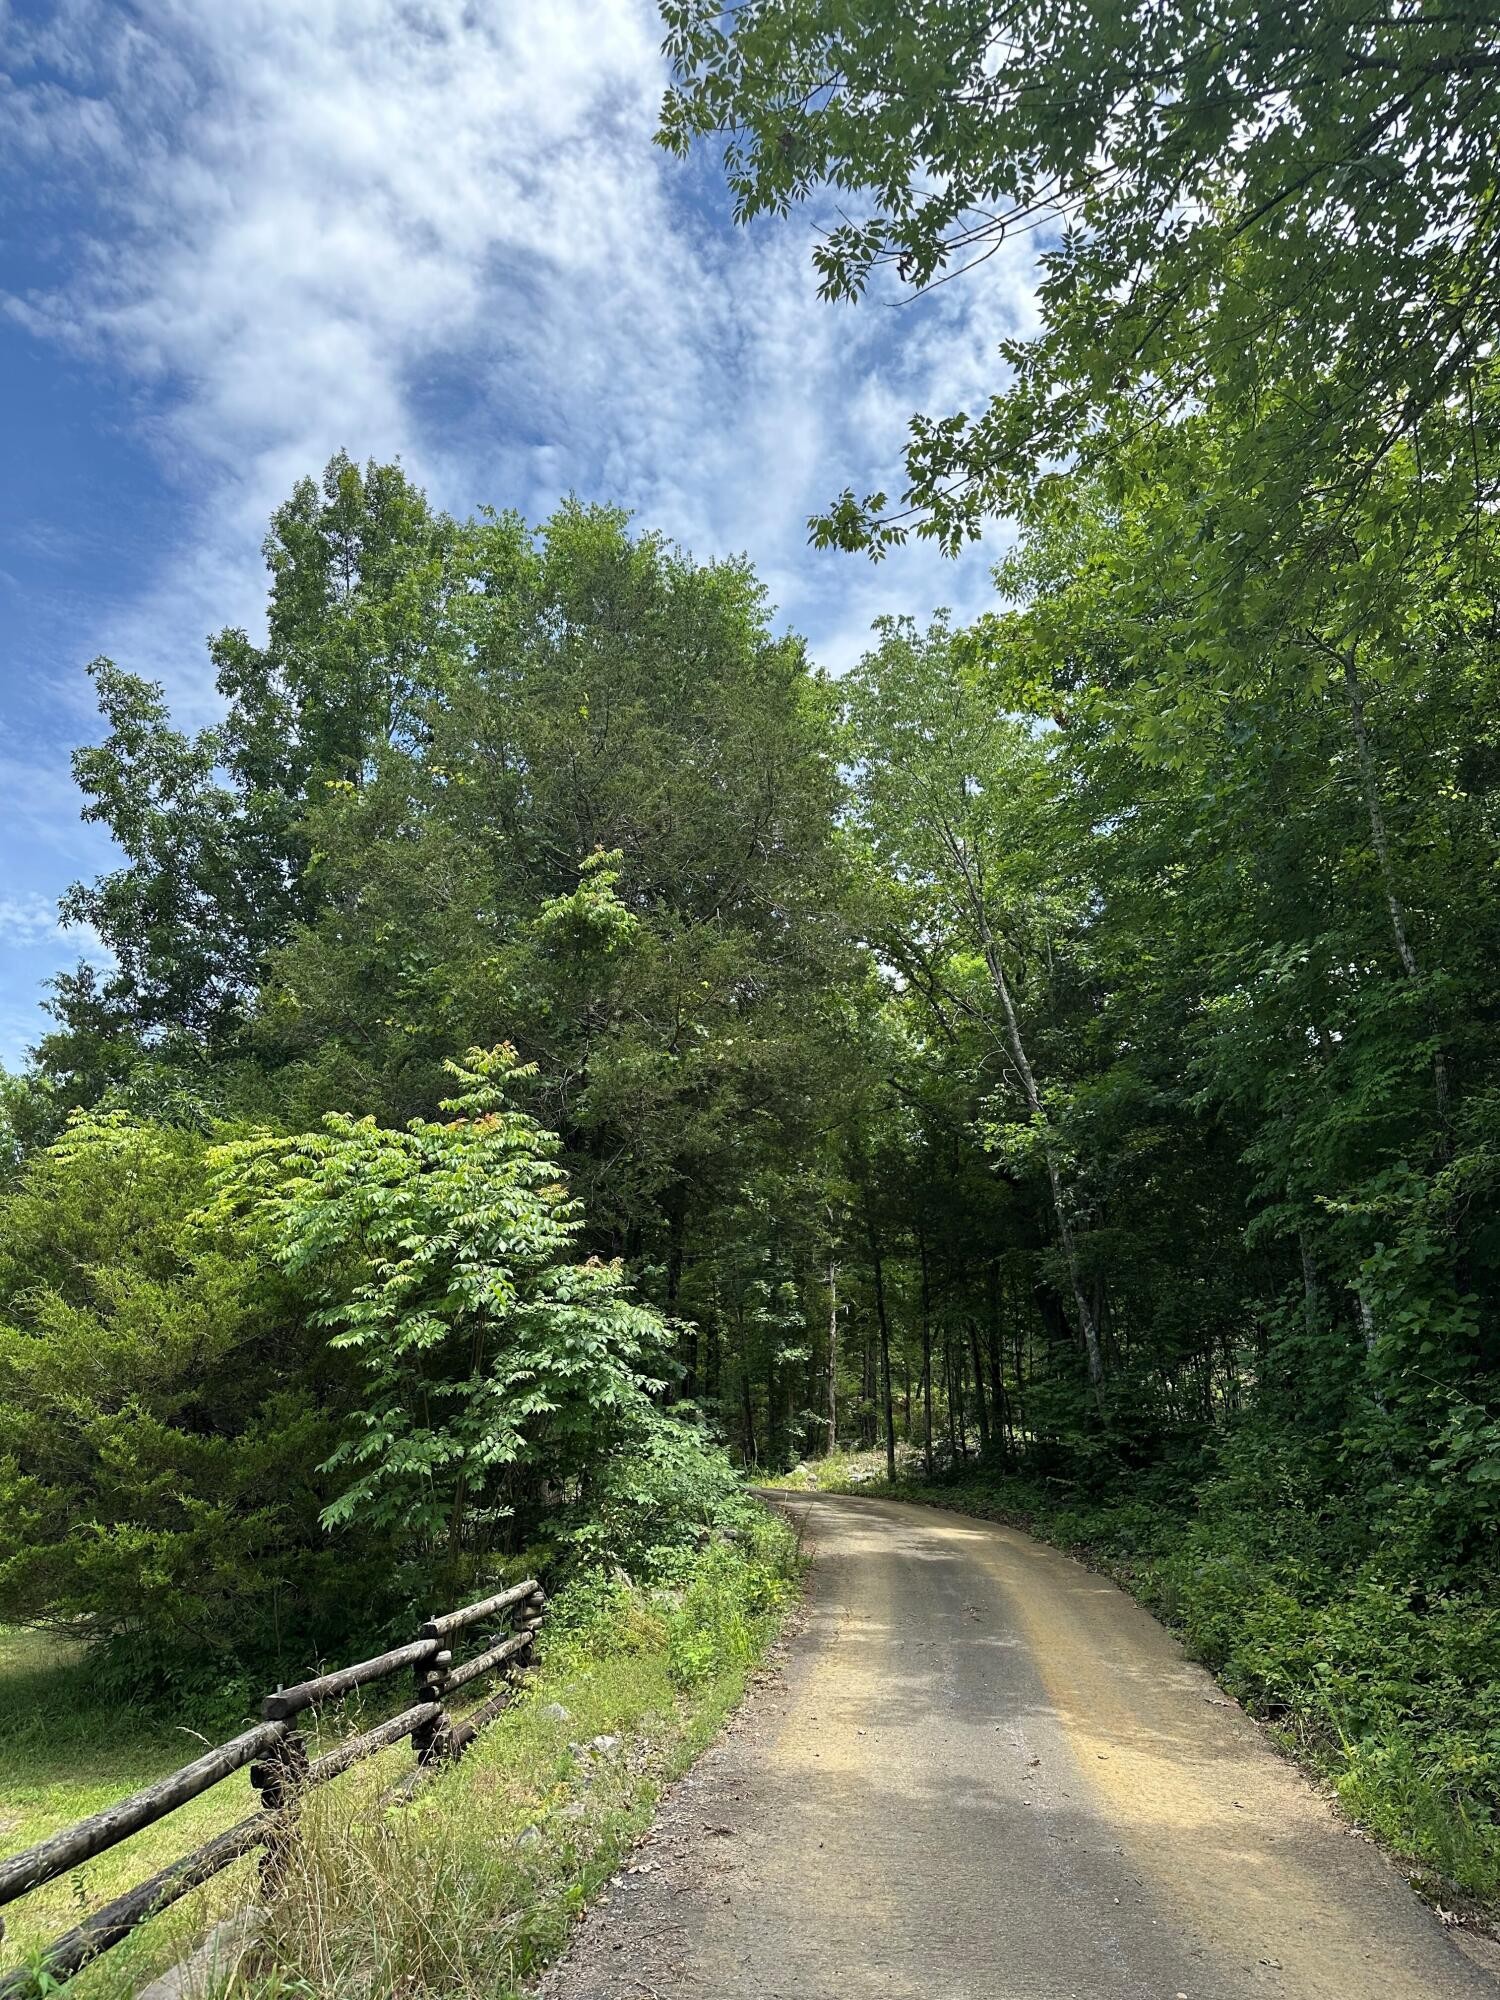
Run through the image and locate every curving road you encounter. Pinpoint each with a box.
[540,1491,1499,2000]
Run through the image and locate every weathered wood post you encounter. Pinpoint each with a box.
[250,1703,309,1891]
[412,1648,453,1768]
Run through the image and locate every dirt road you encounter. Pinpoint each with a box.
[540,1492,1498,1999]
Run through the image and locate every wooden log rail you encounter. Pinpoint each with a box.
[0,1578,546,2000]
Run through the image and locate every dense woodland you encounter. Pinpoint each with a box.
[2,0,1499,1897]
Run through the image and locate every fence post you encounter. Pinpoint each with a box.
[412,1647,453,1768]
[250,1713,308,1891]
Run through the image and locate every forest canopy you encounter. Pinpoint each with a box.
[3,0,1499,1897]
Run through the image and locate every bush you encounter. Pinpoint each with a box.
[209,1047,680,1556]
[0,1114,380,1695]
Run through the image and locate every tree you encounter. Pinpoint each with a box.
[211,1047,675,1554]
[58,662,273,1045]
[661,0,1500,558]
[992,441,1500,1418]
[845,617,1106,1400]
[0,1113,357,1684]
[44,455,459,1082]
[250,494,858,1398]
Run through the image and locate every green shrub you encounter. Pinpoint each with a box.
[0,1114,379,1696]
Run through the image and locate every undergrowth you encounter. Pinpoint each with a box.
[222,1504,798,1999]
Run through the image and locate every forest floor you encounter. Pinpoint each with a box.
[538,1492,1500,2000]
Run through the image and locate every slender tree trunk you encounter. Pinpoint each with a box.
[704,1306,720,1406]
[986,1262,1013,1464]
[946,1329,961,1457]
[1299,1232,1321,1338]
[826,1253,839,1456]
[859,1328,875,1448]
[1355,1287,1378,1356]
[919,1233,935,1478]
[448,1471,467,1559]
[1341,648,1451,1132]
[666,1197,695,1399]
[871,1240,898,1481]
[974,915,1106,1405]
[967,1317,991,1455]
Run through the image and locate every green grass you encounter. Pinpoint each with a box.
[0,1626,264,1998]
[0,1511,801,2000]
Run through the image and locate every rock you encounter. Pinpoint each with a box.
[542,1702,571,1722]
[136,1911,262,2000]
[517,1824,542,1849]
[590,1734,620,1755]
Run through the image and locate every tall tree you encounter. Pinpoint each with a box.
[661,0,1500,557]
[845,617,1107,1400]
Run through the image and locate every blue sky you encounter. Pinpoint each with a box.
[0,0,1037,1068]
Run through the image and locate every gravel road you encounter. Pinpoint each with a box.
[538,1491,1500,1999]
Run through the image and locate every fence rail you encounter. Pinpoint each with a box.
[0,1578,547,2000]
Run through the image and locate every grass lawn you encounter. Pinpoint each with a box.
[0,1627,264,1999]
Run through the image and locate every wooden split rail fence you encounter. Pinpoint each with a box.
[0,1577,547,2000]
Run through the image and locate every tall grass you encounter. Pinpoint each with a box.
[221,1522,798,1999]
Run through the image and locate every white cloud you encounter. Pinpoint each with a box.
[0,891,110,968]
[0,0,1038,1050]
[0,895,63,946]
[4,0,1036,692]
[0,892,115,1069]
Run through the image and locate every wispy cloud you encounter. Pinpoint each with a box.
[0,890,113,1069]
[0,0,1038,1053]
[0,895,64,946]
[4,0,1035,676]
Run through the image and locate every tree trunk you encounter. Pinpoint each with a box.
[871,1242,898,1482]
[946,1327,962,1457]
[741,1365,758,1468]
[986,1262,1013,1464]
[967,1317,991,1455]
[826,1253,839,1456]
[919,1233,935,1479]
[666,1196,695,1399]
[1299,1232,1321,1337]
[974,913,1105,1405]
[861,1321,878,1448]
[1341,648,1451,1134]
